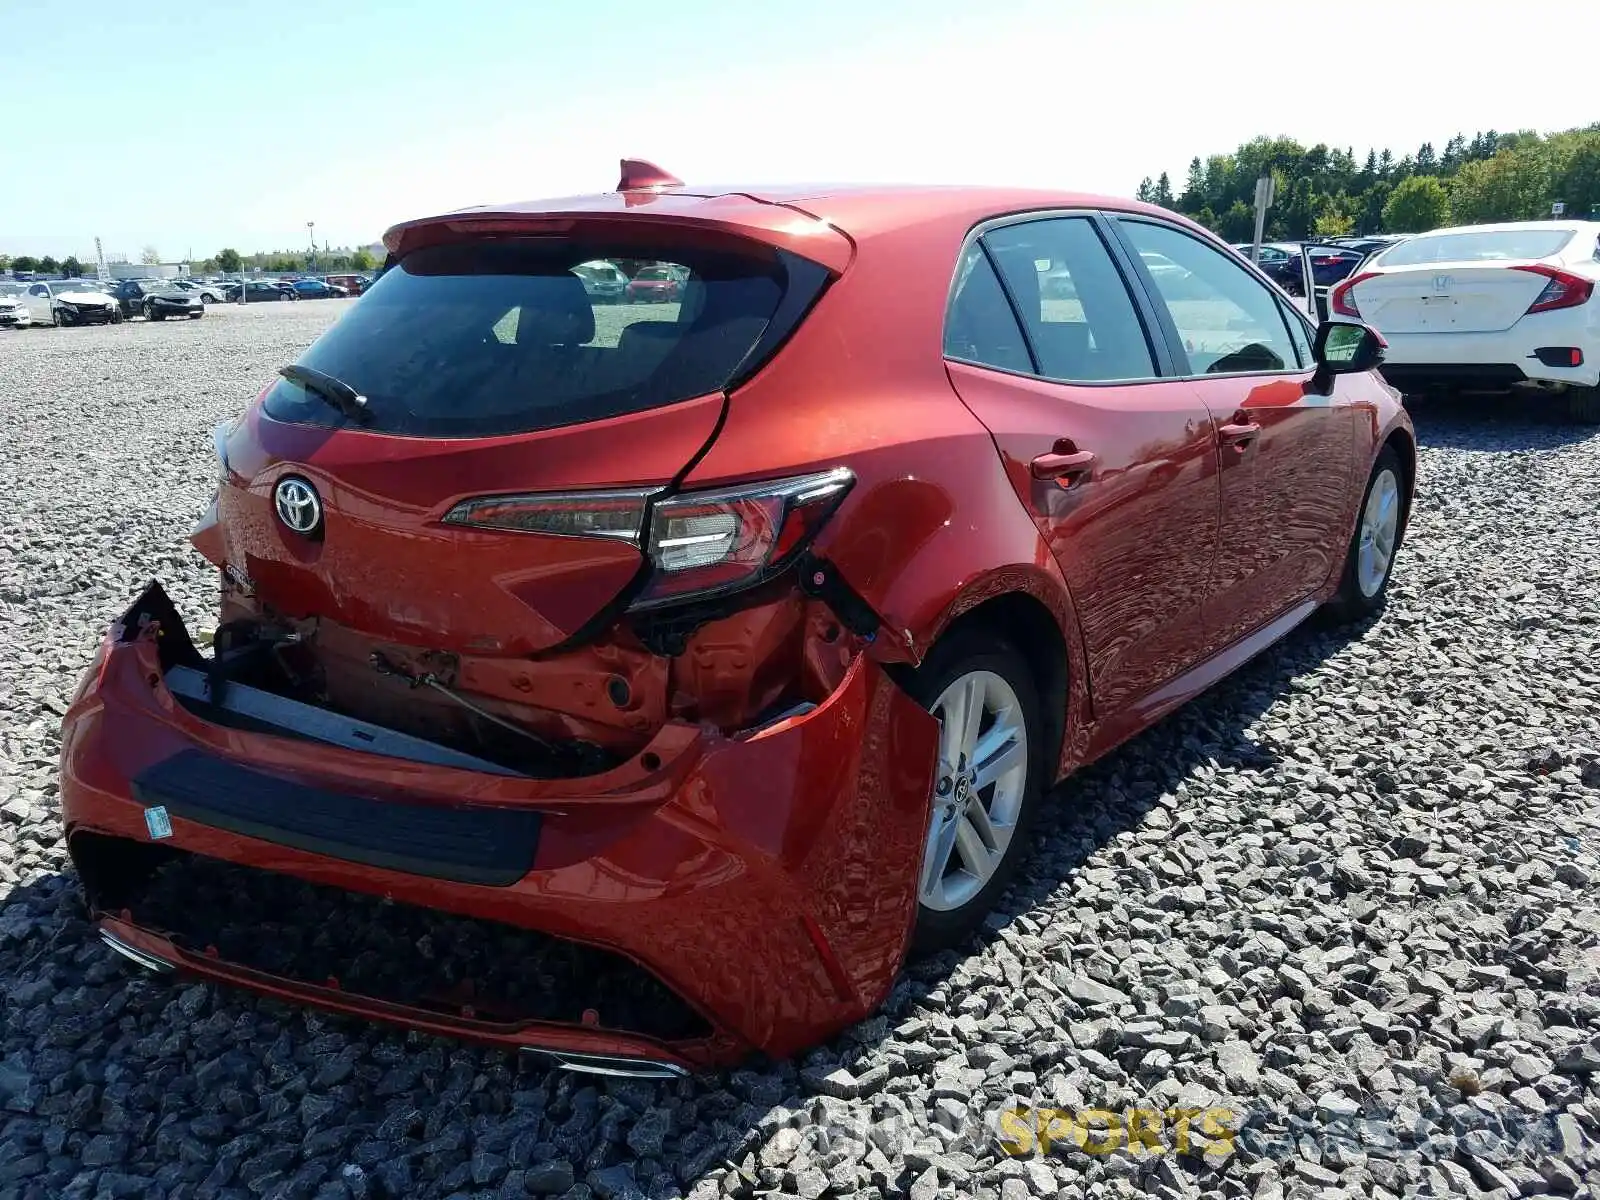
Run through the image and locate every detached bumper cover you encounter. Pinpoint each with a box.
[59,583,939,1069]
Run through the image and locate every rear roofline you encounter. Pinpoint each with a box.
[382,184,1215,270]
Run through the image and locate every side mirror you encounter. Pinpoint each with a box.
[1309,320,1385,395]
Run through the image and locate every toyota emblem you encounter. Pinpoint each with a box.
[274,476,323,535]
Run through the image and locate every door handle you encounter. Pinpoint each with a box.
[1218,421,1261,450]
[1030,447,1098,485]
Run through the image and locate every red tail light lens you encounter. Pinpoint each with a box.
[1515,264,1595,315]
[631,468,855,610]
[1329,271,1377,319]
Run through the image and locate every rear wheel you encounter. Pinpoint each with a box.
[905,631,1044,953]
[1564,387,1600,425]
[1326,445,1405,621]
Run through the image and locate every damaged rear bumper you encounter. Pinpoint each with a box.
[59,583,939,1072]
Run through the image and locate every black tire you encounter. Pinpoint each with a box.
[1564,387,1600,425]
[190,311,203,319]
[902,629,1046,954]
[1325,445,1406,622]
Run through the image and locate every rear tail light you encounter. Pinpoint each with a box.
[1515,265,1594,315]
[440,468,855,611]
[442,488,657,540]
[1329,271,1377,319]
[632,468,854,610]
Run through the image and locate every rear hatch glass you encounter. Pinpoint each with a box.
[264,238,791,438]
[1378,228,1574,266]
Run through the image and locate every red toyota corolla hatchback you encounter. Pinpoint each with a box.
[59,161,1414,1077]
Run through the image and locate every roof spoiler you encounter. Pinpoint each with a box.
[617,158,683,192]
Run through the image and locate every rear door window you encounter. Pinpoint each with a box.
[944,245,1033,374]
[264,237,808,438]
[983,217,1157,382]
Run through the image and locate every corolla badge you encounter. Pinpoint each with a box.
[274,475,323,535]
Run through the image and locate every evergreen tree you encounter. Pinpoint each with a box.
[1180,157,1206,211]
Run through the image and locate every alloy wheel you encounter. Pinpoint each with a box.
[1357,467,1400,597]
[919,669,1029,912]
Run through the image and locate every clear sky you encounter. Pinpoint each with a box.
[3,0,1594,261]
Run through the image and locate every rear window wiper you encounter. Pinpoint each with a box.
[278,364,370,423]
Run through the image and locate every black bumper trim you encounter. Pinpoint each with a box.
[1379,363,1528,392]
[131,749,541,886]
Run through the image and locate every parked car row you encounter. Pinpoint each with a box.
[224,275,374,300]
[572,259,691,303]
[0,279,124,326]
[1231,241,1372,295]
[0,271,375,326]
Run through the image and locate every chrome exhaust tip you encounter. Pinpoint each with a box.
[521,1048,688,1080]
[98,928,175,974]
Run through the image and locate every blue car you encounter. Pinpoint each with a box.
[290,278,349,299]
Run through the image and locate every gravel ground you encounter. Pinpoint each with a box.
[2,302,1599,1200]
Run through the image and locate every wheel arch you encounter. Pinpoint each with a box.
[1379,423,1417,533]
[914,588,1073,786]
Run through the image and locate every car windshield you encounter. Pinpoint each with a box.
[263,235,801,438]
[1379,228,1575,266]
[0,283,24,297]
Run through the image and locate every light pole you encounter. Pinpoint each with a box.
[307,221,315,273]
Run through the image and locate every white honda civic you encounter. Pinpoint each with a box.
[1328,220,1600,423]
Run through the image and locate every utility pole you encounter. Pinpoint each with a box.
[307,221,315,273]
[1249,173,1274,265]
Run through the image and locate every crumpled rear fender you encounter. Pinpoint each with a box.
[811,446,1094,773]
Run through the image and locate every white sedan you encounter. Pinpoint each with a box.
[0,283,34,328]
[21,279,123,326]
[1329,220,1600,422]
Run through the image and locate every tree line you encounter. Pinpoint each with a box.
[1,254,87,277]
[1136,124,1600,241]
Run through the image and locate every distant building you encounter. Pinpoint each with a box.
[106,261,187,281]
